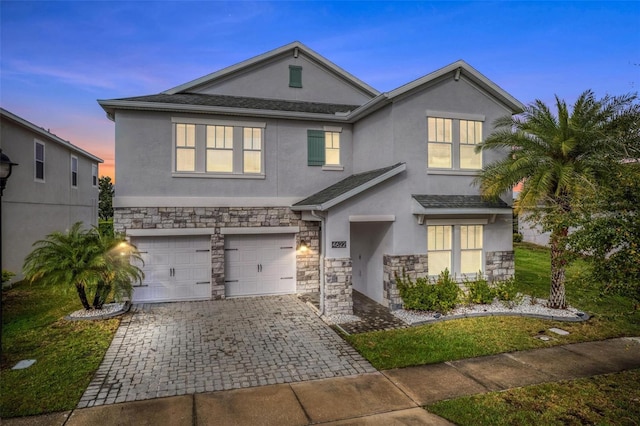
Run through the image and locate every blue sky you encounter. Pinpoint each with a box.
[1,1,639,180]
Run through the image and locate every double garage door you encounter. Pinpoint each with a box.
[131,234,295,303]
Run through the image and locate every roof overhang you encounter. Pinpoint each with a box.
[292,163,406,211]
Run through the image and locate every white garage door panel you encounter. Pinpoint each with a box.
[132,236,211,303]
[225,234,296,297]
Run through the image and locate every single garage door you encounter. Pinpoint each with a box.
[131,235,211,303]
[224,234,296,297]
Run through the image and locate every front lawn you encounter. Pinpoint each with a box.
[1,280,119,418]
[427,369,640,425]
[345,243,640,370]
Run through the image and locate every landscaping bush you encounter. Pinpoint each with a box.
[464,274,494,305]
[396,269,460,313]
[513,233,523,242]
[493,277,523,308]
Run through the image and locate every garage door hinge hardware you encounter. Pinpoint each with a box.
[196,249,210,252]
[225,280,239,283]
[139,251,148,254]
[280,246,293,249]
[196,281,209,285]
[225,248,238,251]
[133,284,149,288]
[281,277,293,280]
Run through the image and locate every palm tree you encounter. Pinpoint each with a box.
[475,90,637,308]
[23,222,144,310]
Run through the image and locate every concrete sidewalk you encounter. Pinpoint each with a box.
[5,337,639,426]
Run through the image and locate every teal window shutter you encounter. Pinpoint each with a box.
[289,66,302,88]
[307,130,325,166]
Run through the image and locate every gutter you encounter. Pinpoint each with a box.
[311,210,326,316]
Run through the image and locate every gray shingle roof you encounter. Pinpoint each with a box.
[292,163,406,210]
[111,93,360,115]
[412,195,510,209]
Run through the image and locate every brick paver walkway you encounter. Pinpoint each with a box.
[78,296,375,408]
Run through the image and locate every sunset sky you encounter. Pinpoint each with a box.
[1,1,639,182]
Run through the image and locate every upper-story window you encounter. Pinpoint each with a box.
[71,155,78,188]
[35,140,45,182]
[307,127,342,169]
[176,123,196,172]
[206,125,233,172]
[427,113,484,171]
[173,118,265,178]
[92,164,98,187]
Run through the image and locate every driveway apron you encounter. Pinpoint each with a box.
[78,295,375,408]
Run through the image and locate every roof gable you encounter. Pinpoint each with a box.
[164,41,379,102]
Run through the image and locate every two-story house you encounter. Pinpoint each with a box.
[0,108,103,281]
[98,42,523,315]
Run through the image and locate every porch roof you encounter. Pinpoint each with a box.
[291,163,406,211]
[411,195,512,215]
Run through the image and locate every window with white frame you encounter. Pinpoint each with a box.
[71,155,78,188]
[427,118,452,168]
[307,128,342,168]
[427,114,484,170]
[35,141,45,182]
[427,224,484,277]
[243,127,262,174]
[427,225,452,275]
[92,164,98,187]
[460,225,483,274]
[459,120,482,169]
[173,119,265,177]
[206,125,233,172]
[176,123,196,172]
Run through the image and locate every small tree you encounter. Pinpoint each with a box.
[476,90,638,308]
[99,176,114,221]
[23,222,143,310]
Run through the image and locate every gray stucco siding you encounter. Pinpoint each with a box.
[195,53,372,106]
[114,110,354,199]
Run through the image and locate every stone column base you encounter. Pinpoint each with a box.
[323,258,353,316]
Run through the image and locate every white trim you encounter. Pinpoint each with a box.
[425,110,485,122]
[172,172,266,180]
[114,196,300,208]
[127,228,217,237]
[323,125,343,132]
[321,165,344,171]
[171,116,266,128]
[425,218,488,225]
[349,215,395,222]
[426,169,480,176]
[220,226,300,235]
[415,208,512,216]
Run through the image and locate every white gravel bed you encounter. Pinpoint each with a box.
[393,296,587,325]
[67,302,128,320]
[322,313,362,325]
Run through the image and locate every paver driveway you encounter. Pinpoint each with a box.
[78,295,375,408]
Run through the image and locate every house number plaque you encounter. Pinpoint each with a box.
[331,241,347,248]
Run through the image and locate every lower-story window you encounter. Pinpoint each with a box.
[427,224,484,277]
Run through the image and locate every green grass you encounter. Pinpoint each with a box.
[427,369,640,425]
[1,280,120,418]
[346,243,640,370]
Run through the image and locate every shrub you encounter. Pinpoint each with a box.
[493,277,523,308]
[513,233,523,242]
[464,274,495,305]
[396,269,460,313]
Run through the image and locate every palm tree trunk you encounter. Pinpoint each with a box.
[549,227,568,309]
[75,283,92,310]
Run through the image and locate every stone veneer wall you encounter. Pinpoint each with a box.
[115,207,320,299]
[382,254,428,311]
[485,251,515,282]
[323,258,353,316]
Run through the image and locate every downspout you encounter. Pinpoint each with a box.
[311,209,326,315]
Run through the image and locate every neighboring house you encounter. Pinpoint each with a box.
[0,108,103,281]
[98,41,524,315]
